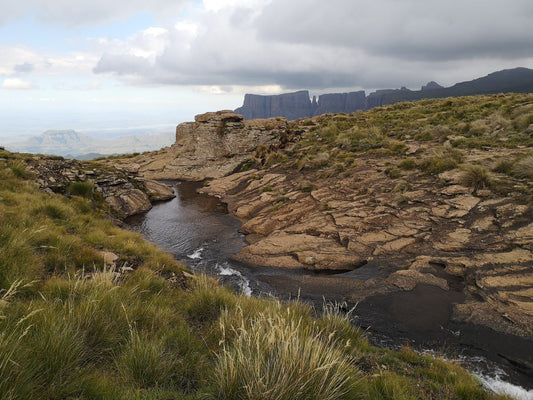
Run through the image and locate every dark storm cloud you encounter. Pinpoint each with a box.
[255,0,533,61]
[93,0,533,90]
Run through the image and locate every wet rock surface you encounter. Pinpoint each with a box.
[199,162,533,340]
[105,107,533,341]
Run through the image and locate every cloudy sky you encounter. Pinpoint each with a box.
[1,0,532,141]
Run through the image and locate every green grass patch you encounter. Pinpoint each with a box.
[68,181,95,198]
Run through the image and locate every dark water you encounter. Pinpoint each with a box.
[126,181,268,296]
[127,181,533,399]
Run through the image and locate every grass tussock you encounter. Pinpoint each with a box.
[207,307,363,400]
[512,154,533,180]
[68,181,95,198]
[419,146,464,175]
[459,165,492,191]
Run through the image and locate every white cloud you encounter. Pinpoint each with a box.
[196,84,284,95]
[3,0,533,96]
[202,0,270,12]
[0,0,191,27]
[0,45,99,77]
[2,78,36,89]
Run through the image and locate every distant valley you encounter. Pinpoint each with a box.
[4,129,174,159]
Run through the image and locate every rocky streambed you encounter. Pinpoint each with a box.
[128,180,533,396]
[107,106,533,397]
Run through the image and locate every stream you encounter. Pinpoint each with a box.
[126,181,533,400]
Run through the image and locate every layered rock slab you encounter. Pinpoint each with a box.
[27,156,174,218]
[200,164,533,338]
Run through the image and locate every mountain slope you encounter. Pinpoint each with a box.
[368,67,533,106]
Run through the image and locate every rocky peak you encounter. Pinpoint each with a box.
[421,81,444,91]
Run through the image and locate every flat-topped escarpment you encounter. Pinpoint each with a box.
[235,68,533,120]
[235,90,367,120]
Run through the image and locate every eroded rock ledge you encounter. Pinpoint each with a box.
[199,166,533,338]
[27,156,174,218]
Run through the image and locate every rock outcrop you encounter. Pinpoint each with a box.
[107,111,289,180]
[199,157,533,337]
[106,94,533,338]
[26,156,174,218]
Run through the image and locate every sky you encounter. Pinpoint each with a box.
[1,0,533,142]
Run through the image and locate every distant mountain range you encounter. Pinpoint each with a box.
[235,67,533,120]
[4,130,174,159]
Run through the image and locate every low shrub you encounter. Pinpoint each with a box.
[385,167,401,179]
[512,154,533,179]
[468,119,490,136]
[9,160,32,179]
[419,147,463,175]
[387,140,408,154]
[493,159,514,175]
[299,180,317,192]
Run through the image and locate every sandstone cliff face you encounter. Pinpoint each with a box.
[236,68,533,119]
[313,91,366,115]
[236,90,368,120]
[110,111,288,180]
[235,91,314,120]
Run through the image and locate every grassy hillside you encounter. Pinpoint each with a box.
[257,93,532,187]
[0,150,516,396]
